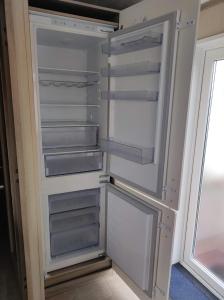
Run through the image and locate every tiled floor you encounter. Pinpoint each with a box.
[0,237,21,300]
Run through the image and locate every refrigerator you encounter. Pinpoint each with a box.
[29,1,199,299]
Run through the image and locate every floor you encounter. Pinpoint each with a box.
[170,264,218,300]
[46,264,219,300]
[0,235,21,300]
[46,269,142,300]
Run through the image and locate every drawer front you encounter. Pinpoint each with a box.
[45,151,103,176]
[49,188,100,214]
[49,207,99,233]
[50,224,99,257]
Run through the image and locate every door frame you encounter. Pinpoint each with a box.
[181,33,224,299]
[4,0,45,299]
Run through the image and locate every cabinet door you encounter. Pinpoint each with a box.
[102,0,199,210]
[106,184,175,300]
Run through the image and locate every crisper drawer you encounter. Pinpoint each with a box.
[45,151,103,176]
[49,207,99,233]
[42,126,98,148]
[50,224,99,257]
[49,188,100,214]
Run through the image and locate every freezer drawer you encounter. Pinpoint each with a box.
[49,188,100,214]
[50,224,99,257]
[49,207,99,233]
[42,126,98,149]
[44,151,103,176]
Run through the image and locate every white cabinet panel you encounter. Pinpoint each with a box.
[107,186,158,296]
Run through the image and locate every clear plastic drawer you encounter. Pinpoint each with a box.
[44,150,103,176]
[50,224,99,257]
[49,207,99,233]
[49,188,100,214]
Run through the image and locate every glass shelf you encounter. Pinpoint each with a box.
[101,61,160,77]
[41,121,99,128]
[40,103,100,108]
[102,32,163,55]
[43,146,101,155]
[101,139,154,164]
[39,79,98,88]
[101,90,158,102]
[38,67,99,77]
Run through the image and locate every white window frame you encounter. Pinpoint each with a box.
[181,33,224,299]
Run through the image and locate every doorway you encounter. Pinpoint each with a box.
[184,36,224,299]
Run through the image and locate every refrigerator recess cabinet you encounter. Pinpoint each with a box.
[29,1,199,299]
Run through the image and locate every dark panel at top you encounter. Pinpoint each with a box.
[29,0,119,24]
[76,0,142,10]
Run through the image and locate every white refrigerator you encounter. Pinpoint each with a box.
[29,1,199,298]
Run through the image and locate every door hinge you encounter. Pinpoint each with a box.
[176,19,196,31]
[153,285,166,298]
[158,222,171,233]
[99,174,110,184]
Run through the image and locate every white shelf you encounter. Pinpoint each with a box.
[43,146,101,155]
[40,103,100,108]
[41,121,99,128]
[101,61,160,77]
[101,91,158,102]
[38,67,99,77]
[101,139,154,164]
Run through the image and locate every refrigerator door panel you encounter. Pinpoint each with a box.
[103,0,199,210]
[103,13,178,202]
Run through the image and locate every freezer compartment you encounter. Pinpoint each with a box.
[50,224,99,257]
[44,150,103,176]
[101,61,160,77]
[101,91,158,102]
[49,207,99,233]
[101,139,154,164]
[102,31,162,55]
[49,188,100,214]
[42,126,98,148]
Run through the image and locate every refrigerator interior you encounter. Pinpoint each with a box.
[36,28,106,177]
[35,27,108,264]
[32,13,176,283]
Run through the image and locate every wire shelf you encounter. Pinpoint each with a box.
[39,79,98,88]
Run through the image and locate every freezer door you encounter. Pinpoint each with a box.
[106,184,175,300]
[101,6,198,209]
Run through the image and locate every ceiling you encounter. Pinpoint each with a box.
[75,0,143,10]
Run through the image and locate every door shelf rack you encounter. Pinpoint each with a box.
[102,32,163,55]
[101,90,158,101]
[101,61,160,77]
[101,139,154,164]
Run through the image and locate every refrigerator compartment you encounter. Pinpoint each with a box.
[49,207,99,233]
[50,224,99,257]
[102,32,162,55]
[101,139,154,164]
[49,188,100,215]
[101,61,160,77]
[101,91,158,102]
[44,151,103,176]
[42,126,98,148]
